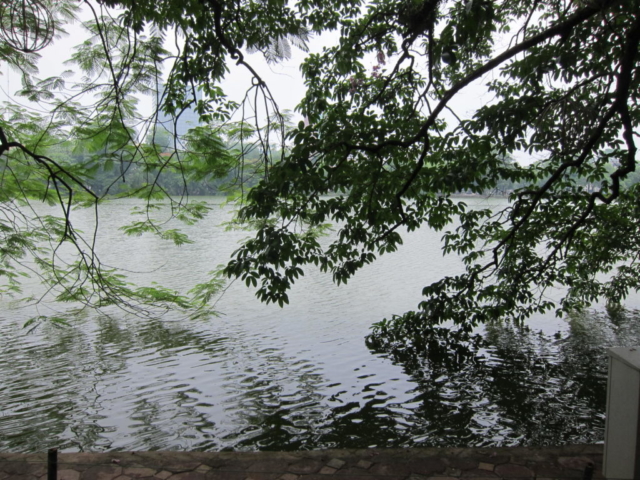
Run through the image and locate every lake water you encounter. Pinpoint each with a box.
[1,196,640,452]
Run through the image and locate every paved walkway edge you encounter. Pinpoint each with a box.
[0,444,605,480]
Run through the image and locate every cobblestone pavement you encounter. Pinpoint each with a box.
[0,444,603,480]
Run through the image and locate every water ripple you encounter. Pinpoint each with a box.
[2,200,640,451]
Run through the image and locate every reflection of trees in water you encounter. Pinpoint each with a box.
[0,316,228,452]
[478,322,603,446]
[0,318,111,452]
[92,317,225,451]
[5,309,640,452]
[206,345,328,452]
[365,309,640,447]
[2,313,335,452]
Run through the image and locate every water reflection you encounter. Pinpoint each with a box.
[366,309,640,448]
[2,197,640,452]
[2,303,640,452]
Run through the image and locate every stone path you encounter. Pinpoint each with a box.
[0,444,603,480]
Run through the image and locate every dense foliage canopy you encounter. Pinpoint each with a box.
[1,0,639,346]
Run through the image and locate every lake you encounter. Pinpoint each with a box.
[1,196,639,452]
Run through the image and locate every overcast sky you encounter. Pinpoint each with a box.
[0,3,535,163]
[1,5,492,114]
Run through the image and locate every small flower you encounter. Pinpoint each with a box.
[348,76,364,93]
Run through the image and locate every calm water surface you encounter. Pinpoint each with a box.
[1,197,639,452]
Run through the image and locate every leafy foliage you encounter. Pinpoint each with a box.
[1,0,639,345]
[223,0,640,347]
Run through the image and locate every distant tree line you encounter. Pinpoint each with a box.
[39,123,282,198]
